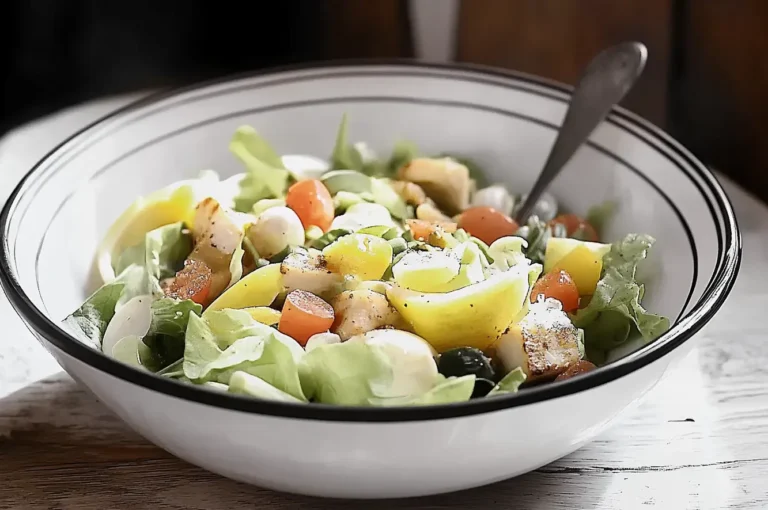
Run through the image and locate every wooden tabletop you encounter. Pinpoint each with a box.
[1,98,767,510]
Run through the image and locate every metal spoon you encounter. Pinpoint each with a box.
[514,41,648,225]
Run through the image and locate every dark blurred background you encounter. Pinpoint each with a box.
[2,0,767,200]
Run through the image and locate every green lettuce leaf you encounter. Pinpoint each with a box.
[231,126,291,212]
[183,310,306,400]
[233,125,285,170]
[299,341,393,405]
[585,201,616,239]
[115,222,191,280]
[148,298,202,337]
[113,222,191,304]
[487,367,527,397]
[387,140,419,174]
[141,298,202,371]
[330,115,409,178]
[573,234,670,354]
[299,339,451,406]
[330,114,364,171]
[369,374,475,406]
[228,371,303,402]
[371,178,409,219]
[63,281,126,348]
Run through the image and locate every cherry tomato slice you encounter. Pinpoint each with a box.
[278,289,335,346]
[555,360,597,381]
[286,179,335,232]
[406,219,458,241]
[530,269,580,313]
[458,206,519,245]
[549,214,598,242]
[164,259,213,305]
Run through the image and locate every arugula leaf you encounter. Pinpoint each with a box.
[487,367,527,397]
[330,114,364,171]
[515,215,565,264]
[573,234,670,355]
[308,228,352,250]
[234,125,285,170]
[231,126,291,212]
[63,282,126,348]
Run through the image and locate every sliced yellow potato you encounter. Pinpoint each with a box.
[544,237,610,274]
[387,267,531,353]
[392,250,461,292]
[552,245,603,296]
[206,263,283,312]
[242,306,282,326]
[323,234,393,280]
[96,184,196,283]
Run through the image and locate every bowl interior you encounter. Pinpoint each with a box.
[4,63,728,371]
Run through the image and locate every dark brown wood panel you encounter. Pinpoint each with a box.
[456,0,673,125]
[669,0,768,196]
[321,0,413,59]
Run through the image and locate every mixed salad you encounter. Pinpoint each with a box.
[64,116,670,406]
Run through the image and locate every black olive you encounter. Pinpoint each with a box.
[471,378,496,398]
[437,347,495,381]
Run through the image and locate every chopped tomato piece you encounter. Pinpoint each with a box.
[285,179,335,232]
[549,214,598,242]
[458,206,518,245]
[164,259,213,306]
[530,269,580,313]
[406,219,457,241]
[278,290,335,345]
[555,360,597,381]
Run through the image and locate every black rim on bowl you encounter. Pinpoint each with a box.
[0,60,741,422]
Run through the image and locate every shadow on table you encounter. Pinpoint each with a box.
[0,373,609,509]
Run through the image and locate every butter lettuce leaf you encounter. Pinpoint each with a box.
[299,338,462,407]
[228,371,303,402]
[63,281,125,348]
[115,221,191,280]
[368,374,475,406]
[299,341,393,405]
[113,222,191,304]
[573,234,670,356]
[183,310,306,400]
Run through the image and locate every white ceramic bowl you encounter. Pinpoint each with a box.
[0,62,740,498]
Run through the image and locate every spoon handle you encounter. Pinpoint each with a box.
[514,41,647,225]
